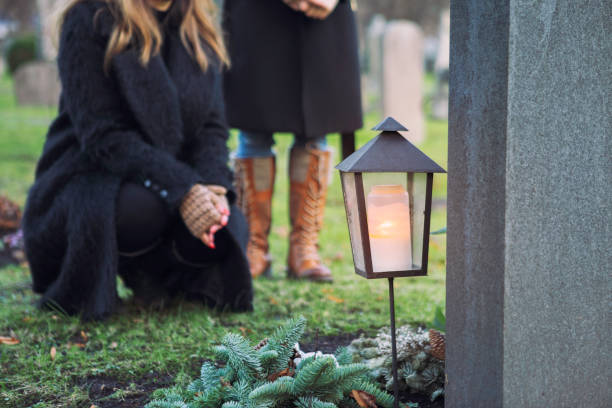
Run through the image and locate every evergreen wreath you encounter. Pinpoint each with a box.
[146,317,398,408]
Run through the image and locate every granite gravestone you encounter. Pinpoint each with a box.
[431,9,449,120]
[364,14,386,113]
[447,0,611,407]
[37,0,68,61]
[14,61,61,106]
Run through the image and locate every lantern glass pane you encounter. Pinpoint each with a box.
[361,172,426,272]
[340,172,365,272]
[409,172,427,270]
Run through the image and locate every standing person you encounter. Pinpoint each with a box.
[22,0,253,320]
[222,0,363,282]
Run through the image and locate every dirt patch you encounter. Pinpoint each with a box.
[83,372,173,408]
[300,330,368,354]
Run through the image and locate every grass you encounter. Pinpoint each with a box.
[0,74,447,408]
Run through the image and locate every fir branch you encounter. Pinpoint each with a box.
[249,376,295,404]
[265,316,306,374]
[259,349,281,371]
[293,357,336,395]
[191,385,224,407]
[223,333,263,382]
[334,347,353,366]
[145,394,189,408]
[294,396,338,408]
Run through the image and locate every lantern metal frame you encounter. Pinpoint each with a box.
[336,117,446,408]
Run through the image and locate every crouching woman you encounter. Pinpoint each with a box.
[22,0,253,320]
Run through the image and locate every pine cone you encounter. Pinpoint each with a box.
[428,329,446,361]
[254,338,269,350]
[0,195,21,232]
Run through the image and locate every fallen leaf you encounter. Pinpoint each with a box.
[22,316,32,323]
[267,367,294,381]
[68,342,86,349]
[50,346,57,360]
[325,294,345,304]
[239,327,252,336]
[0,336,20,345]
[268,297,278,305]
[332,251,344,261]
[110,341,118,349]
[351,389,377,408]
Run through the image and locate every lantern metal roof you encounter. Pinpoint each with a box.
[335,117,446,173]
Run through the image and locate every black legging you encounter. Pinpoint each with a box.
[115,183,229,264]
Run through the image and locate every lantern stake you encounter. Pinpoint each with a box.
[388,277,400,408]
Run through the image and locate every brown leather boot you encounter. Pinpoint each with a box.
[288,146,333,282]
[234,156,275,278]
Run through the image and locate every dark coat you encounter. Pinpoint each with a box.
[222,0,363,138]
[22,1,253,320]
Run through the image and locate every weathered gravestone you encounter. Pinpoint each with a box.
[37,0,69,61]
[447,0,611,407]
[364,14,386,112]
[382,21,424,143]
[14,61,61,106]
[431,8,449,120]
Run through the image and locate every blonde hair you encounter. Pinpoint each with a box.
[60,0,229,73]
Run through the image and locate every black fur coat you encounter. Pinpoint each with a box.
[22,1,253,320]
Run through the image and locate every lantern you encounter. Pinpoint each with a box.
[336,117,446,407]
[336,116,445,279]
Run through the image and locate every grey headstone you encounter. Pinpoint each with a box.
[447,1,611,407]
[433,9,450,75]
[364,14,386,113]
[382,21,424,143]
[14,61,61,106]
[431,9,449,120]
[37,0,69,61]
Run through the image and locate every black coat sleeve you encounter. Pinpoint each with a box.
[58,4,201,210]
[184,69,236,203]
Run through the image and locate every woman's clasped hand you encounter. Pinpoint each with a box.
[282,0,340,19]
[179,184,230,249]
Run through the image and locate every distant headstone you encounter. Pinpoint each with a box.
[14,61,61,106]
[423,35,438,73]
[37,0,69,61]
[434,9,450,75]
[364,14,386,113]
[431,9,450,120]
[382,21,424,143]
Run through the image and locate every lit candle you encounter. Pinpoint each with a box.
[367,185,412,272]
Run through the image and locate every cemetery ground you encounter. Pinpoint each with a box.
[0,74,448,408]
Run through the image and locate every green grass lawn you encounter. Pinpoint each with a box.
[0,75,447,408]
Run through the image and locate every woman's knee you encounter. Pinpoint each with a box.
[115,183,168,254]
